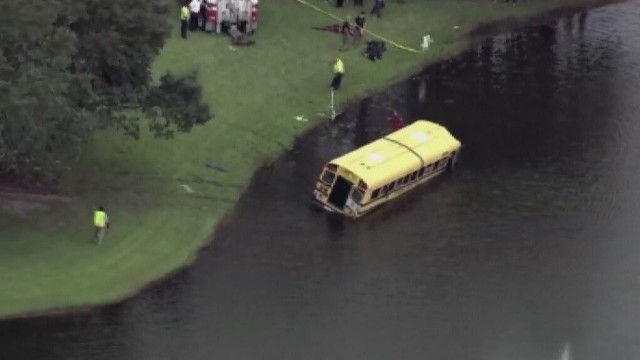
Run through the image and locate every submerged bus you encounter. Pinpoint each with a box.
[311,120,461,219]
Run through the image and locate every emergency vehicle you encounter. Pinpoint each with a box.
[203,0,259,34]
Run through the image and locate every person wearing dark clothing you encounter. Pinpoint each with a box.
[340,17,352,51]
[199,2,207,30]
[337,0,344,7]
[354,0,364,5]
[354,12,366,46]
[355,12,366,28]
[189,0,201,31]
[371,0,383,18]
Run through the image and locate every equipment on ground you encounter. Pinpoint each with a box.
[205,162,229,172]
[364,40,386,61]
[228,25,255,45]
[206,162,229,172]
[313,24,343,34]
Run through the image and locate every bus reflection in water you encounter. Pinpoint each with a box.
[311,120,462,219]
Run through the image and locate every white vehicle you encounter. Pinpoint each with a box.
[203,0,259,34]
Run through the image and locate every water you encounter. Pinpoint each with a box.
[3,2,640,359]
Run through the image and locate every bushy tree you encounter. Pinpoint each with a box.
[0,0,211,183]
[0,0,92,180]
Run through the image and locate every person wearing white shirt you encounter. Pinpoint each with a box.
[189,0,201,31]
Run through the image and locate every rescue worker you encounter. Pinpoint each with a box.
[199,0,208,31]
[388,111,405,131]
[340,16,352,51]
[354,12,366,46]
[189,0,201,31]
[370,0,383,18]
[180,2,190,39]
[330,58,345,90]
[93,206,109,245]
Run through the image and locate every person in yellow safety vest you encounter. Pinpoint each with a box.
[331,58,345,90]
[180,3,190,39]
[93,206,110,245]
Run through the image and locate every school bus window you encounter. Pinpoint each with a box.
[385,182,395,193]
[321,170,335,184]
[351,189,364,204]
[403,174,410,184]
[418,167,426,177]
[372,188,381,199]
[410,171,418,181]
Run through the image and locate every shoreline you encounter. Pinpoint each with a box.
[0,0,626,321]
[286,0,624,140]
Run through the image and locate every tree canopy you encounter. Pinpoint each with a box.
[0,0,211,183]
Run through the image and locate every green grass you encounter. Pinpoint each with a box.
[0,0,616,318]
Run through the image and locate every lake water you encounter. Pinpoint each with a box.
[2,1,640,359]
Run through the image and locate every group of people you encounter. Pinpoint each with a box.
[180,0,208,39]
[333,0,385,18]
[329,10,366,91]
[339,12,367,51]
[329,0,392,89]
[328,0,403,130]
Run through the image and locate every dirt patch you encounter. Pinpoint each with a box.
[1,199,49,217]
[0,190,74,217]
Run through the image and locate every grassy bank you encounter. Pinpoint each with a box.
[0,0,618,319]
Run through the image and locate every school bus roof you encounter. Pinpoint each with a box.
[330,120,461,187]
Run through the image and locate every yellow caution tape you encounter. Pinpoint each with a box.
[296,0,422,54]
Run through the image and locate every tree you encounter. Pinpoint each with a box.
[68,0,210,138]
[0,0,211,184]
[0,0,93,181]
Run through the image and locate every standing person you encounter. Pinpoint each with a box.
[337,0,344,7]
[354,11,366,46]
[189,0,201,31]
[340,16,352,51]
[199,0,208,31]
[180,2,190,39]
[330,58,345,90]
[93,206,110,245]
[370,0,383,18]
[354,0,364,5]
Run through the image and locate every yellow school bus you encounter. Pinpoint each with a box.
[311,120,461,219]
